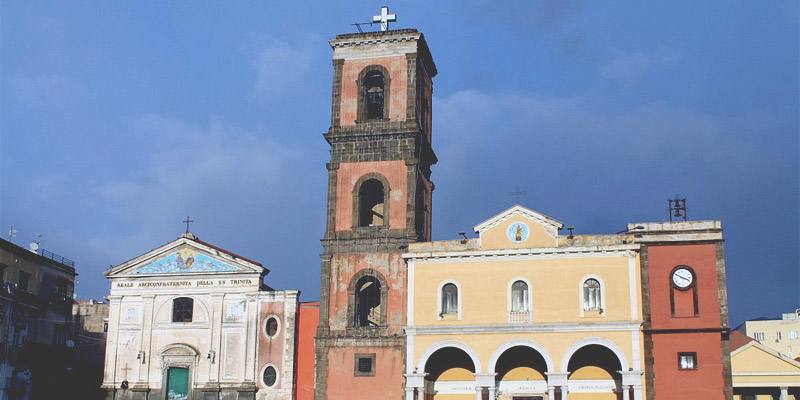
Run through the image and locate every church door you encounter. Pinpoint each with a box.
[166,367,189,400]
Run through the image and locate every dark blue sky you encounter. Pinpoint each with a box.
[1,1,797,326]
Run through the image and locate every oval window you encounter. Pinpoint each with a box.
[265,317,279,337]
[263,365,277,387]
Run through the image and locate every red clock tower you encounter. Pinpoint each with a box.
[632,219,732,400]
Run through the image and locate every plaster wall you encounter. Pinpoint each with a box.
[646,244,721,328]
[650,332,725,400]
[295,302,319,400]
[741,318,800,359]
[324,346,405,400]
[412,254,640,325]
[338,56,409,125]
[334,160,408,232]
[479,215,558,249]
[328,252,407,332]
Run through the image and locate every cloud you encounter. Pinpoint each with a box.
[430,88,769,229]
[96,182,141,202]
[600,50,679,86]
[473,0,585,30]
[88,114,306,241]
[9,74,86,108]
[253,38,315,99]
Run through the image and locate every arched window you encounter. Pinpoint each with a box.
[262,365,278,387]
[172,297,194,322]
[511,280,529,312]
[441,283,458,316]
[354,275,382,327]
[583,279,601,311]
[358,179,385,227]
[670,265,699,317]
[363,71,385,120]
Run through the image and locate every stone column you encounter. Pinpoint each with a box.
[620,370,644,400]
[405,372,427,400]
[474,373,496,400]
[561,386,568,400]
[780,386,788,400]
[488,385,495,400]
[621,385,630,400]
[632,385,643,400]
[547,386,556,400]
[545,372,568,400]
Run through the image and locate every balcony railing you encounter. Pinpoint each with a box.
[509,310,531,323]
[38,248,75,268]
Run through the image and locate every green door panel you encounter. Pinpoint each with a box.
[166,367,189,400]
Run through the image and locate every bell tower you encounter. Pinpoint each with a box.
[314,22,437,400]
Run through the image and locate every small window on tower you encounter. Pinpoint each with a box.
[354,353,375,376]
[363,71,385,120]
[678,352,697,370]
[265,317,279,338]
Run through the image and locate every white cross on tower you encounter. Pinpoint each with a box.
[372,6,396,32]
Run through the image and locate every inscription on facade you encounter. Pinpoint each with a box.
[114,279,256,290]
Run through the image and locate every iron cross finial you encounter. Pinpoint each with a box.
[510,186,527,205]
[182,216,194,234]
[372,6,396,32]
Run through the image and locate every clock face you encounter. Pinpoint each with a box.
[672,267,694,289]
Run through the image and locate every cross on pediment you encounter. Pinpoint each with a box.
[182,216,194,234]
[372,6,396,32]
[510,186,527,204]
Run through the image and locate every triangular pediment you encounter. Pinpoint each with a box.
[106,234,265,278]
[732,341,800,373]
[474,205,564,249]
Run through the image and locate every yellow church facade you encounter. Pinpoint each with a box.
[403,206,646,400]
[731,332,800,400]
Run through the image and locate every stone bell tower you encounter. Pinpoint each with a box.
[314,19,437,400]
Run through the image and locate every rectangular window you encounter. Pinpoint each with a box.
[789,330,798,340]
[776,331,783,341]
[678,352,697,370]
[354,353,375,376]
[18,271,30,292]
[0,263,7,283]
[754,332,765,341]
[56,278,72,298]
[53,325,66,346]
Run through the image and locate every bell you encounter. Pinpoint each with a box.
[673,208,684,218]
